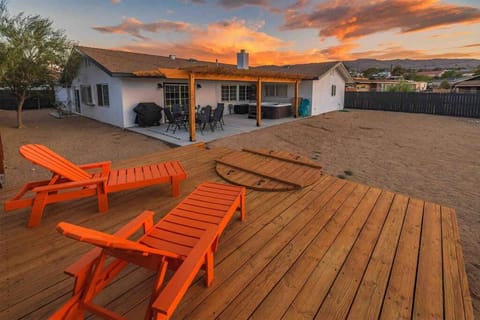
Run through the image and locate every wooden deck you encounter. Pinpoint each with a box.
[0,145,473,319]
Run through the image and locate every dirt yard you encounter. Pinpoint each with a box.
[1,108,479,316]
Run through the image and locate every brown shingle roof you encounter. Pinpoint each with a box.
[255,62,353,83]
[76,46,351,82]
[76,46,232,75]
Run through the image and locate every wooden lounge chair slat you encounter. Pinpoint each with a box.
[195,189,238,200]
[175,204,227,218]
[4,144,187,227]
[171,209,223,224]
[187,193,238,206]
[150,163,162,179]
[126,167,135,183]
[134,166,143,182]
[182,198,231,211]
[143,165,153,180]
[145,229,199,249]
[168,210,221,229]
[108,169,118,186]
[117,168,127,185]
[153,221,205,238]
[157,163,169,178]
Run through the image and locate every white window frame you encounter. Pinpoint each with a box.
[221,85,237,101]
[164,83,189,107]
[264,84,288,98]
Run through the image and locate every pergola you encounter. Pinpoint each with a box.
[134,65,314,142]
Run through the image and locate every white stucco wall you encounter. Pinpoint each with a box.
[71,58,124,127]
[195,81,218,107]
[299,81,313,115]
[120,78,166,127]
[310,68,346,115]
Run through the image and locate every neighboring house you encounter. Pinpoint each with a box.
[352,78,420,92]
[63,46,353,129]
[452,75,480,93]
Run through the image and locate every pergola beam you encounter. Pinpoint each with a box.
[294,80,299,118]
[188,73,196,142]
[256,78,262,127]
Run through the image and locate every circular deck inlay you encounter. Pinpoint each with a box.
[216,148,322,191]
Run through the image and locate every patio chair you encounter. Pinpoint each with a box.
[164,107,187,133]
[210,104,224,131]
[195,105,212,135]
[51,182,246,319]
[4,144,187,227]
[217,103,225,125]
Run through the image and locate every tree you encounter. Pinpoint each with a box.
[440,70,462,79]
[440,80,451,89]
[362,67,383,79]
[391,65,408,76]
[473,65,480,76]
[0,1,72,128]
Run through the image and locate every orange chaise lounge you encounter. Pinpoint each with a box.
[50,182,246,319]
[4,144,187,227]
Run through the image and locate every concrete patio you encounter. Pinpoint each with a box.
[127,113,299,146]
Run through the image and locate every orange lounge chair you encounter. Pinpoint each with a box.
[51,182,246,319]
[4,144,187,227]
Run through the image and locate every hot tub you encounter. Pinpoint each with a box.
[248,102,292,119]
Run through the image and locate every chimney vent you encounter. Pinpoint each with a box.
[169,54,176,60]
[237,49,249,70]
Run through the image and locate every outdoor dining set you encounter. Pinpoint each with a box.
[164,103,225,134]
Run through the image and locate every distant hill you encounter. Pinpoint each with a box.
[343,59,480,72]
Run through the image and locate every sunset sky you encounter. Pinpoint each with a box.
[9,0,480,66]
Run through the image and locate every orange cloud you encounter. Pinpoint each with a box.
[94,11,479,65]
[93,17,191,40]
[432,31,473,39]
[282,0,480,40]
[116,18,301,65]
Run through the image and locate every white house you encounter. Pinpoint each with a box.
[62,46,353,129]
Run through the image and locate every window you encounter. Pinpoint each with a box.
[96,84,109,106]
[239,85,256,101]
[239,85,247,101]
[164,83,189,107]
[264,84,288,97]
[276,84,288,97]
[221,85,237,101]
[331,85,337,96]
[80,85,93,105]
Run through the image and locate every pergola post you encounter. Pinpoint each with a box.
[256,78,262,127]
[188,73,196,142]
[294,80,299,118]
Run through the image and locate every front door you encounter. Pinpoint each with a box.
[74,89,81,113]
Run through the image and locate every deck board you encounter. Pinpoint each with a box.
[0,145,473,319]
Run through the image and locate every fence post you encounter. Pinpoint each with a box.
[0,133,4,188]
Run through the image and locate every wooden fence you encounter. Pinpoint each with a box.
[0,133,4,188]
[345,92,480,118]
[0,89,55,110]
